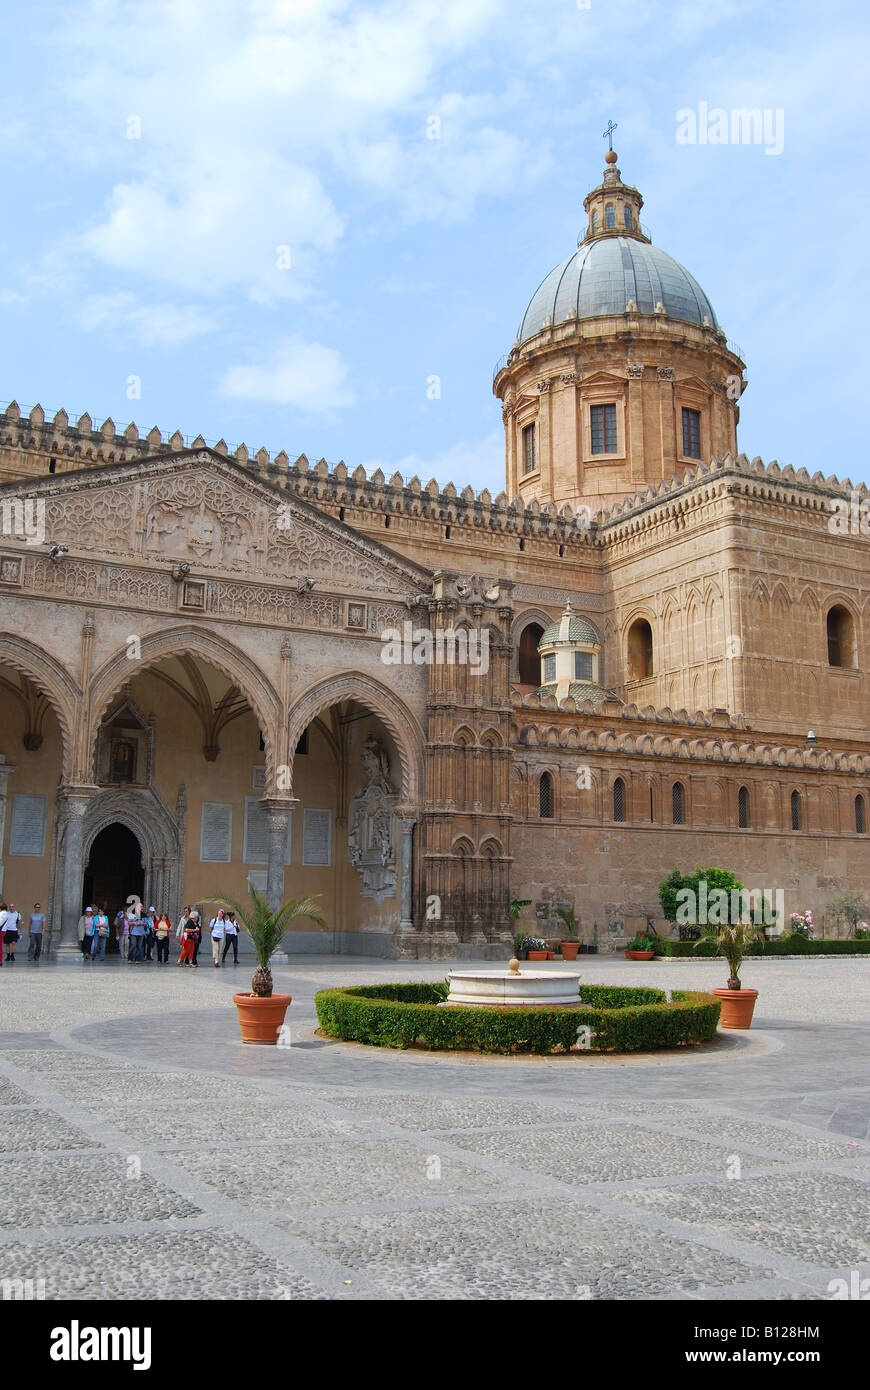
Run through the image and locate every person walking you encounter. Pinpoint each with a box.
[176,906,191,943]
[90,907,109,961]
[190,910,202,966]
[114,908,128,961]
[128,908,146,963]
[177,916,197,967]
[4,903,21,963]
[0,902,8,968]
[78,906,96,961]
[27,903,45,961]
[154,911,172,964]
[143,907,157,962]
[222,912,240,965]
[209,909,226,967]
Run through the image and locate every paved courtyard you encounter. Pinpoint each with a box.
[1,954,869,1301]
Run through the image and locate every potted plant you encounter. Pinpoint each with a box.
[697,917,764,1029]
[624,931,656,961]
[555,906,581,961]
[513,931,527,960]
[212,887,325,1044]
[522,936,549,961]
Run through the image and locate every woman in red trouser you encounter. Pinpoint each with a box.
[177,921,197,966]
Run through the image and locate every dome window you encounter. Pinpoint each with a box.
[623,206,633,229]
[543,653,556,683]
[605,203,615,229]
[518,623,543,684]
[681,408,701,459]
[591,210,598,232]
[590,403,617,454]
[574,651,593,681]
[522,423,537,474]
[539,771,554,819]
[627,619,653,679]
[827,605,856,668]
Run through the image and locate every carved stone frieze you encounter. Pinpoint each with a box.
[348,735,398,903]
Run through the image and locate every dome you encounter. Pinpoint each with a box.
[539,612,600,648]
[536,680,623,709]
[518,236,719,347]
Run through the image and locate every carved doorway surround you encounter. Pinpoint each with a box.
[49,786,186,942]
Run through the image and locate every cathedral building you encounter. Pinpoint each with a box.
[0,149,867,958]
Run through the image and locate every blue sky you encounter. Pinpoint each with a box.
[1,0,869,492]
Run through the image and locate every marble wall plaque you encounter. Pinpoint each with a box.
[243,797,291,865]
[200,802,232,862]
[8,794,46,857]
[247,869,268,892]
[302,808,331,866]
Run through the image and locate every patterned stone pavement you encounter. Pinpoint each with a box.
[1,954,869,1301]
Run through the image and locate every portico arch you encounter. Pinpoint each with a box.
[0,633,79,780]
[286,671,424,809]
[86,625,281,783]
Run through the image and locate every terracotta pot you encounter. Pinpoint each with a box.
[560,942,580,960]
[233,992,292,1045]
[626,950,655,961]
[527,951,547,961]
[712,987,758,1029]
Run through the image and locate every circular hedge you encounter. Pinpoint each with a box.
[314,982,721,1055]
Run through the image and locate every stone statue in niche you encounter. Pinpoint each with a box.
[111,740,136,784]
[348,735,398,903]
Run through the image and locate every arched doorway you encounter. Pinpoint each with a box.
[82,824,144,949]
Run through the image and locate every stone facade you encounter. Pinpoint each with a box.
[0,154,867,955]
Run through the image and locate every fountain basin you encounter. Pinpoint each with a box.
[441,969,581,1008]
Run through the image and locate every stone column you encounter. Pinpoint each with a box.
[0,754,17,899]
[392,817,418,959]
[259,797,297,912]
[57,788,96,957]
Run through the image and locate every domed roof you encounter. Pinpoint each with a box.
[539,610,600,648]
[518,236,719,347]
[536,680,623,709]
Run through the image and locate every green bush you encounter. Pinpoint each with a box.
[651,933,870,957]
[314,982,720,1055]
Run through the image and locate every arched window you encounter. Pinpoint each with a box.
[591,210,598,233]
[623,206,633,229]
[539,771,554,819]
[672,781,685,825]
[543,653,556,682]
[791,790,802,831]
[605,203,615,229]
[518,623,543,685]
[738,785,750,829]
[827,605,856,668]
[856,795,866,834]
[613,777,626,823]
[627,618,653,679]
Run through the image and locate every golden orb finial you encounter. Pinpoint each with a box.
[605,148,618,164]
[508,957,520,974]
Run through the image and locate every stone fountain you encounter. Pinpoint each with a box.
[440,957,581,1008]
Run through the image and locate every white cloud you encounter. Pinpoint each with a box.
[80,292,217,348]
[220,337,356,411]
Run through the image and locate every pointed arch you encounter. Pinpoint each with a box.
[0,633,80,780]
[286,669,424,807]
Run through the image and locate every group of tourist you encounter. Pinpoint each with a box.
[0,899,244,968]
[74,902,242,968]
[0,902,45,965]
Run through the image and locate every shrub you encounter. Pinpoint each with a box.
[314,982,720,1055]
[653,934,870,957]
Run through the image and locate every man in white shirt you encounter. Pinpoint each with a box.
[209,909,226,968]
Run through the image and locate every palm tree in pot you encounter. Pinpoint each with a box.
[555,906,581,960]
[211,888,325,1043]
[697,917,765,1029]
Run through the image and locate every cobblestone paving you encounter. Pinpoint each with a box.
[1,954,869,1300]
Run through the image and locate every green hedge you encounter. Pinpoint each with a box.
[314,982,720,1055]
[652,933,870,957]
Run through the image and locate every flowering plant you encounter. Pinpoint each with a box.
[521,936,549,952]
[789,910,814,939]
